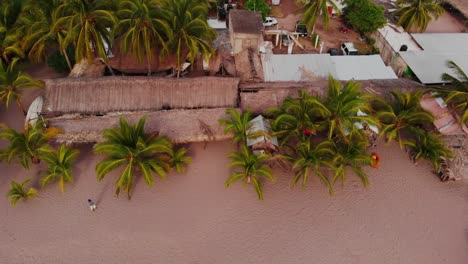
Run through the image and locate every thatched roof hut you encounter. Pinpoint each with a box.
[48,108,235,144]
[246,115,279,153]
[44,76,239,116]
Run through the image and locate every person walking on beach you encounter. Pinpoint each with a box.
[88,199,97,211]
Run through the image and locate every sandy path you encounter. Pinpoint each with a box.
[1,101,468,263]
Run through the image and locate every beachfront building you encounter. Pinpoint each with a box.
[228,9,264,55]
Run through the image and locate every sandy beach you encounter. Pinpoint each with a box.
[1,82,468,263]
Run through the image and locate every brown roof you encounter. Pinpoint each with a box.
[444,0,468,18]
[48,108,236,144]
[44,76,239,115]
[229,9,263,34]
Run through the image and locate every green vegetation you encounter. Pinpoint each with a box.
[219,108,252,145]
[441,61,468,124]
[297,0,339,31]
[394,0,444,32]
[7,179,38,206]
[244,0,270,19]
[94,116,189,199]
[39,144,80,192]
[343,0,387,34]
[0,58,44,114]
[226,145,274,200]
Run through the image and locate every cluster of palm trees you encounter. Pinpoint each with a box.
[298,0,445,33]
[1,116,191,205]
[0,0,217,76]
[220,76,455,200]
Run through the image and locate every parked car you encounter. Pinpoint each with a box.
[272,0,281,5]
[327,48,340,56]
[263,17,278,27]
[341,42,358,55]
[295,21,308,37]
[282,34,291,47]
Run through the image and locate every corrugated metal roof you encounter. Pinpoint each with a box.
[262,54,397,81]
[331,55,397,80]
[246,115,278,147]
[399,33,468,84]
[377,24,422,52]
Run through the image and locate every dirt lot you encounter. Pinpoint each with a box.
[266,0,366,54]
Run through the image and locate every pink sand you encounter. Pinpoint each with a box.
[1,66,468,263]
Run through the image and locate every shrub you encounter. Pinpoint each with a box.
[244,0,270,20]
[47,48,75,73]
[343,0,386,34]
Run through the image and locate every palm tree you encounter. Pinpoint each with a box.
[39,144,80,192]
[0,121,55,169]
[0,57,44,114]
[404,130,453,172]
[170,147,192,173]
[225,144,274,200]
[394,0,444,33]
[7,179,38,206]
[161,0,217,77]
[376,90,434,148]
[0,0,25,61]
[297,0,339,31]
[441,60,468,124]
[116,0,171,76]
[56,0,117,63]
[289,140,335,193]
[333,135,372,187]
[94,116,178,199]
[19,0,73,70]
[322,76,378,141]
[270,90,330,145]
[219,108,252,145]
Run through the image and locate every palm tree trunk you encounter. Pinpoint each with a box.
[61,47,73,71]
[16,99,26,116]
[146,52,151,76]
[177,38,182,78]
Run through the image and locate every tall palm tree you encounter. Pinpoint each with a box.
[116,0,171,76]
[39,144,80,192]
[0,0,24,61]
[322,76,378,141]
[394,0,444,33]
[0,57,44,114]
[94,116,177,199]
[376,90,434,148]
[289,140,335,193]
[225,144,274,200]
[56,0,117,63]
[297,0,338,31]
[161,0,217,77]
[219,108,252,145]
[404,130,453,172]
[333,134,372,187]
[7,178,38,206]
[19,0,73,70]
[441,60,468,124]
[0,120,55,169]
[270,90,330,145]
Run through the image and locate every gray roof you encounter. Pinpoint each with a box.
[262,54,397,81]
[246,115,278,147]
[399,33,468,84]
[229,10,263,34]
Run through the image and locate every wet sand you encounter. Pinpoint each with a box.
[1,65,468,263]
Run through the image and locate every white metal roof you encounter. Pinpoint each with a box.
[377,24,422,52]
[399,33,468,84]
[246,115,279,147]
[331,55,397,80]
[262,54,397,81]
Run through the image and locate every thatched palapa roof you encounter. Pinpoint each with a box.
[444,0,468,18]
[49,108,235,144]
[229,10,263,34]
[44,76,239,115]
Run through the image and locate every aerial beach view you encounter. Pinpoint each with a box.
[1,0,467,263]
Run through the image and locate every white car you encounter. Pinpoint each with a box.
[263,17,278,27]
[272,0,281,5]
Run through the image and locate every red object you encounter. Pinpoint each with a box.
[370,153,381,168]
[327,6,334,15]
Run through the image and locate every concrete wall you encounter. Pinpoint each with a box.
[230,32,263,54]
[373,31,409,77]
